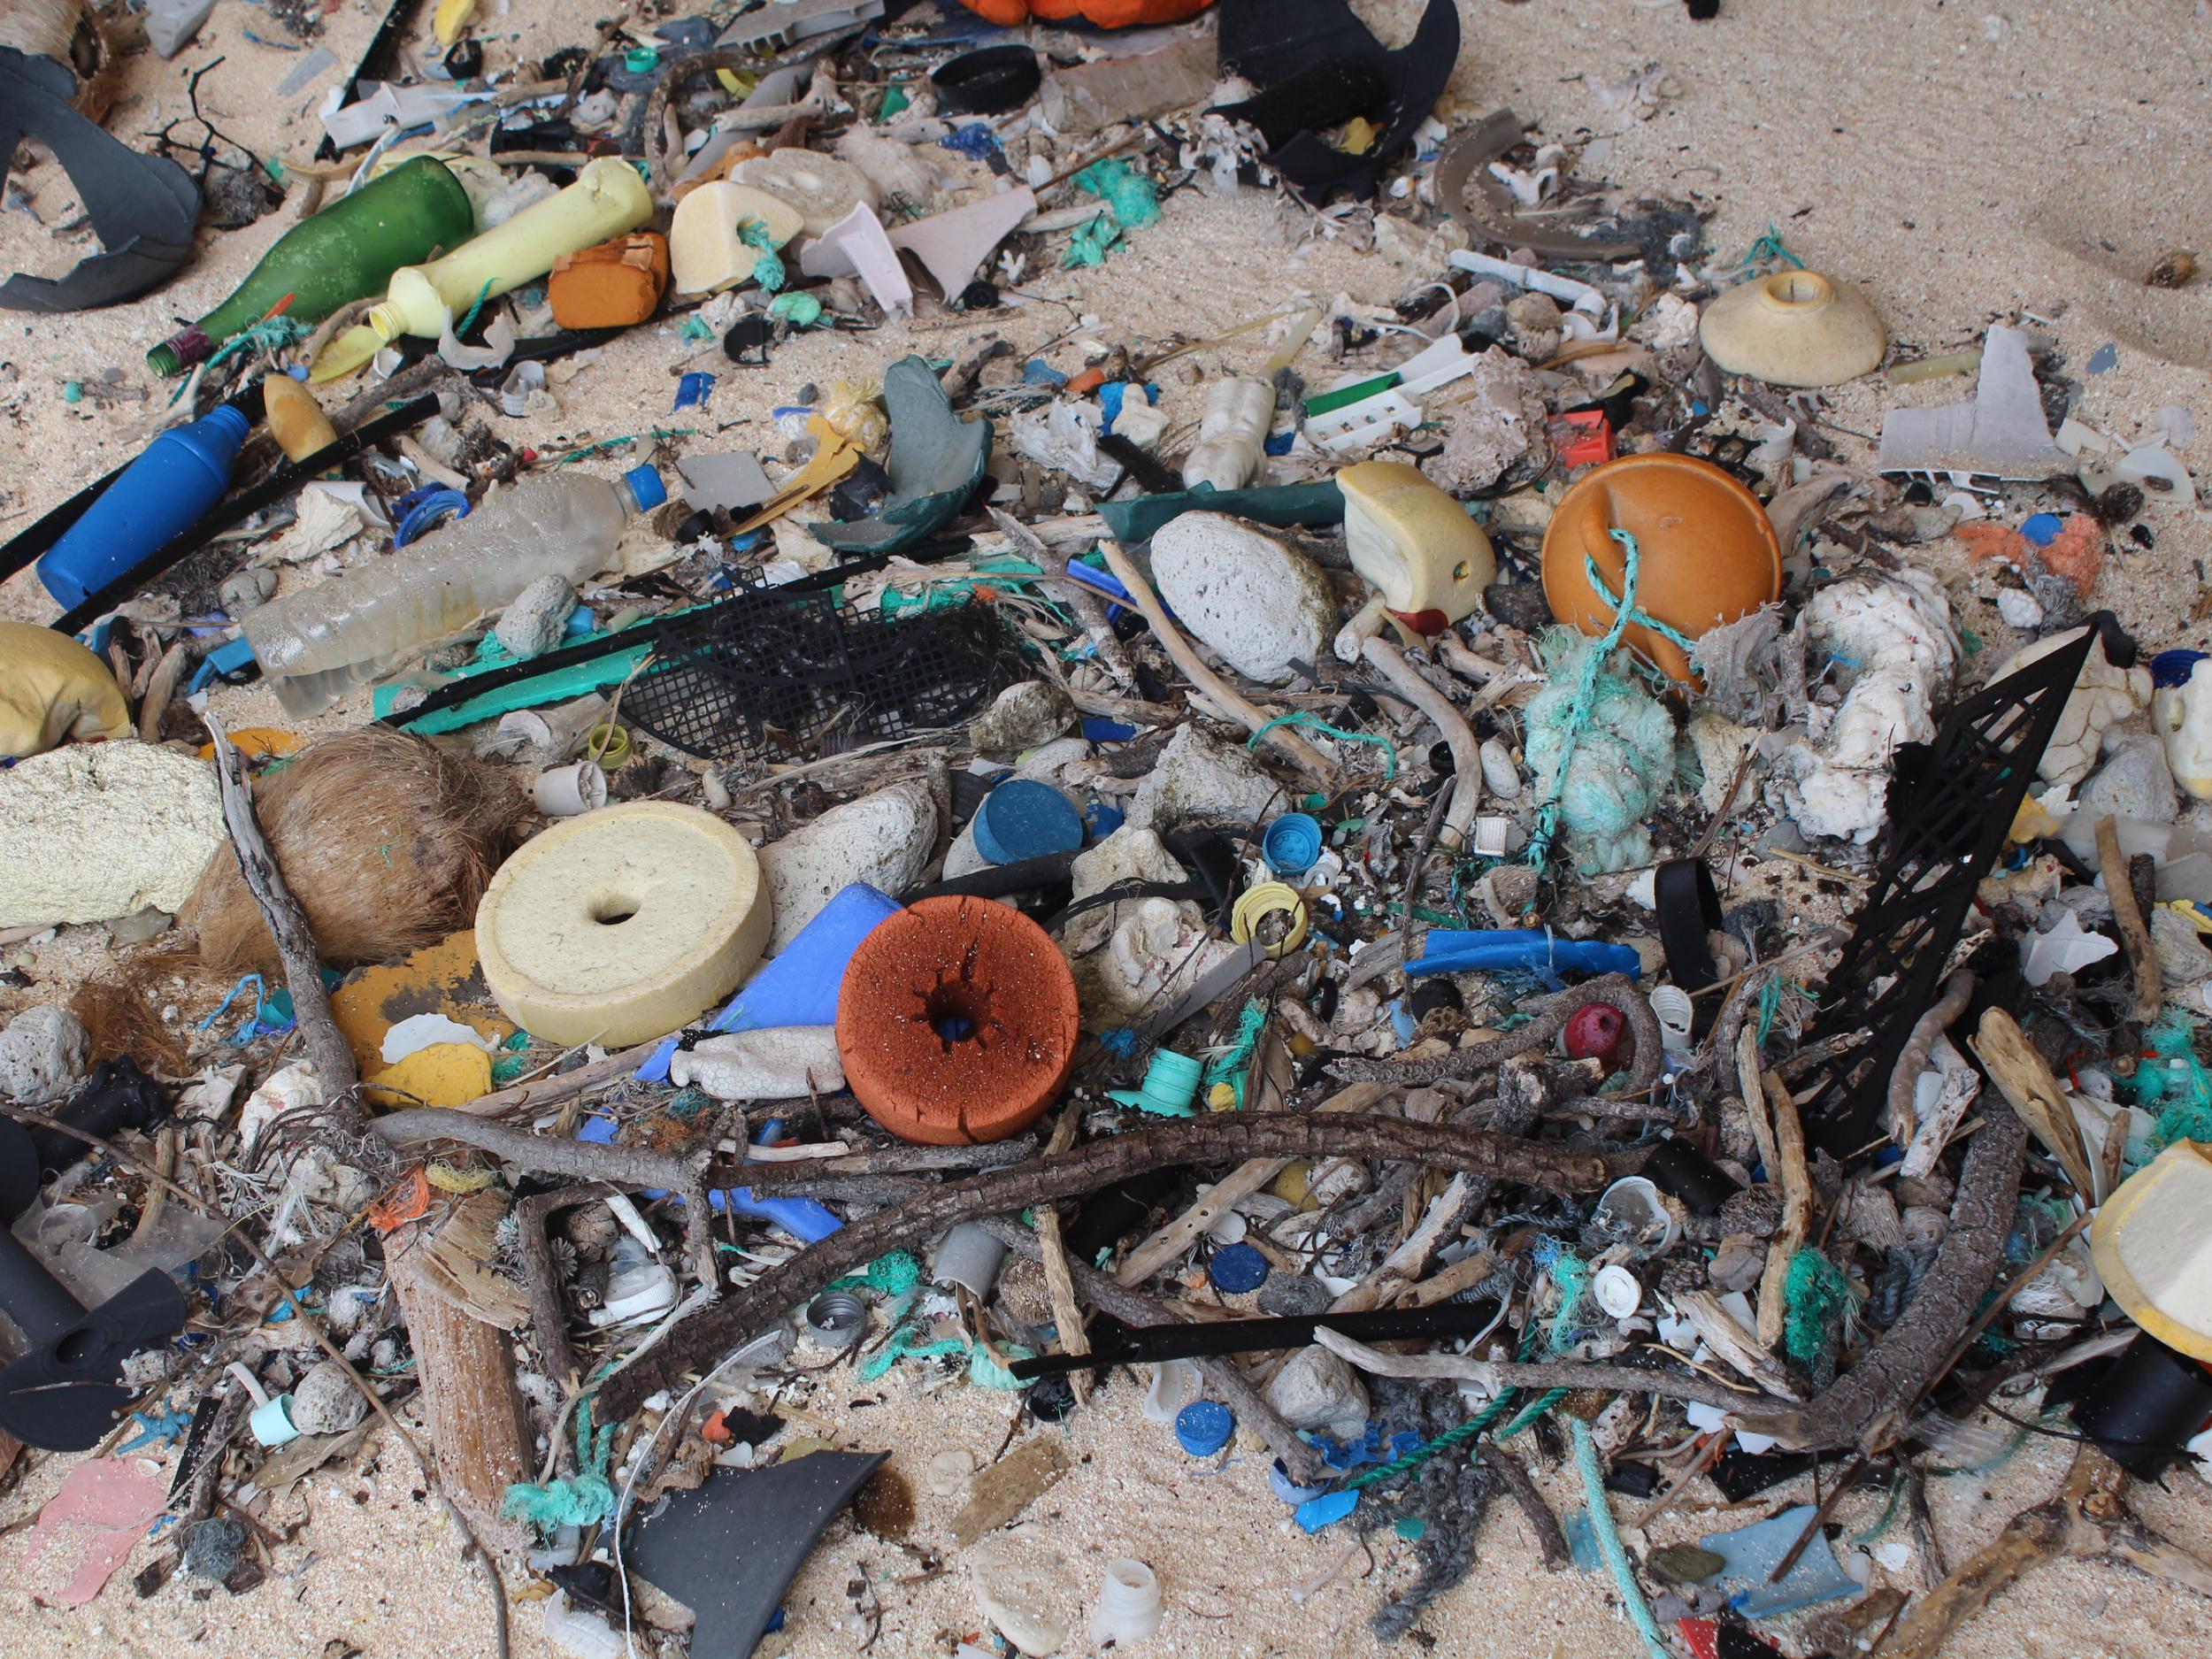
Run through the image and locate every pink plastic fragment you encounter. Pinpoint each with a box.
[17,1456,168,1607]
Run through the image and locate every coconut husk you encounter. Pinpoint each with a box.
[0,0,119,121]
[181,729,526,975]
[69,973,189,1075]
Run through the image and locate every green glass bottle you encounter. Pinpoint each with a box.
[147,156,477,377]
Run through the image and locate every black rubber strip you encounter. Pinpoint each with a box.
[1655,855,1724,1041]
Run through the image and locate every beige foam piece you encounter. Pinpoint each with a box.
[1336,460,1496,620]
[669,182,806,297]
[1699,270,1886,388]
[2092,1139,2212,1361]
[0,741,224,927]
[474,802,772,1047]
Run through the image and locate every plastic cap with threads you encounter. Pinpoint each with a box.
[1175,1399,1234,1456]
[621,465,669,513]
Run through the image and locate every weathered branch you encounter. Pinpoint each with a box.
[1328,976,1663,1094]
[1311,1325,1754,1411]
[597,1115,1610,1419]
[1885,971,1975,1143]
[204,714,357,1098]
[1735,1102,2027,1452]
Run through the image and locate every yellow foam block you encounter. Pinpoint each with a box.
[475,802,772,1047]
[364,1041,493,1110]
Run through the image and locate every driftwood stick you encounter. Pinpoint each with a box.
[1310,1326,1754,1411]
[374,1108,701,1187]
[1972,1007,2097,1199]
[1885,971,1975,1143]
[204,713,357,1097]
[1735,1102,2027,1453]
[979,1216,1325,1486]
[598,1115,1610,1419]
[1756,1066,1811,1350]
[1362,636,1482,850]
[1479,1442,1571,1570]
[2097,815,2162,1025]
[1095,537,1342,788]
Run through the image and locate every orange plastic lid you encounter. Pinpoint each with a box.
[835,895,1079,1146]
[1539,453,1783,686]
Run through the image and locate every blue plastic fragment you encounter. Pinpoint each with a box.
[2153,649,2210,689]
[674,371,716,411]
[940,123,999,159]
[1083,800,1125,839]
[1563,1506,1603,1571]
[2087,342,2119,374]
[972,779,1084,864]
[1270,1457,1332,1505]
[1700,1503,1860,1618]
[1263,428,1295,456]
[2020,511,2064,548]
[1295,1489,1359,1532]
[1023,359,1068,388]
[1209,1241,1269,1294]
[1175,1400,1234,1456]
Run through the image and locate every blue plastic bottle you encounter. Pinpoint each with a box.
[38,406,251,611]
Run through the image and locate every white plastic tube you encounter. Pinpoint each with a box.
[1089,1558,1164,1646]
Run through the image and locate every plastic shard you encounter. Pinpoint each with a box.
[626,1452,887,1659]
[887,188,1037,300]
[1877,324,2070,480]
[796,202,914,318]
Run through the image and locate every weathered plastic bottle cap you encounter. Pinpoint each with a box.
[1106,1048,1203,1118]
[1591,1263,1643,1319]
[1209,1240,1269,1295]
[1174,1399,1234,1456]
[803,1291,867,1350]
[972,779,1084,865]
[1260,811,1323,877]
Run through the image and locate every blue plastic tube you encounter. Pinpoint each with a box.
[1405,928,1642,980]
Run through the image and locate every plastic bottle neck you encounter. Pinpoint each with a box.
[364,300,408,344]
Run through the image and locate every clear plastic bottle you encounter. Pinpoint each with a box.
[243,465,665,716]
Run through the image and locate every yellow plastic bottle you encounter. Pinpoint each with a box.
[313,157,653,380]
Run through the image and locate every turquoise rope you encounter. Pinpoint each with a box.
[454,277,496,336]
[1573,1418,1672,1659]
[1246,710,1398,782]
[1525,528,1647,868]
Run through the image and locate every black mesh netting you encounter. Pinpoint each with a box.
[623,587,1027,761]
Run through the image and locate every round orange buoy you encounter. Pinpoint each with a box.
[1540,454,1784,687]
[956,0,1213,26]
[835,895,1079,1146]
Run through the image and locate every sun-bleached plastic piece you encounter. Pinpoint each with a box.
[796,202,912,318]
[1182,376,1274,491]
[1877,324,2070,480]
[887,187,1037,299]
[2093,1141,2212,1361]
[1334,459,1496,638]
[669,181,805,297]
[476,802,772,1047]
[730,149,879,238]
[1699,270,1886,388]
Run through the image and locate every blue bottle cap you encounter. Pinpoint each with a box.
[972,779,1083,865]
[1209,1241,1268,1295]
[622,464,668,511]
[1174,1400,1234,1456]
[2020,511,2064,548]
[1261,812,1323,877]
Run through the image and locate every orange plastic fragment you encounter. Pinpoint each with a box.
[956,0,1212,23]
[2039,511,2105,597]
